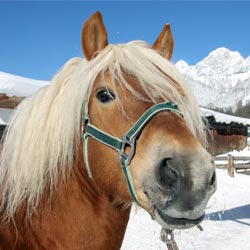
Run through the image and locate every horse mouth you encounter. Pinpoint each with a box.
[151,207,205,230]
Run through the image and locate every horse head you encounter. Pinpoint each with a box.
[81,12,216,230]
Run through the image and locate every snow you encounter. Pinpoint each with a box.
[220,147,250,158]
[0,108,13,125]
[0,71,48,97]
[201,107,250,126]
[122,169,250,250]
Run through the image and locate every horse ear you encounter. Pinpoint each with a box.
[82,12,108,61]
[152,24,174,60]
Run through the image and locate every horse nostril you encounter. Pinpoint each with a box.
[157,158,180,191]
[210,171,216,187]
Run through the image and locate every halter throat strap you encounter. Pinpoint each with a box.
[82,102,182,206]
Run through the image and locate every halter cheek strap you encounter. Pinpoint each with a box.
[82,102,183,206]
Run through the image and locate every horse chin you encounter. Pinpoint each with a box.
[151,207,205,230]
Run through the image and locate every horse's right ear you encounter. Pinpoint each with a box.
[82,12,108,61]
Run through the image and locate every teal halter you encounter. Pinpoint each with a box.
[82,102,182,206]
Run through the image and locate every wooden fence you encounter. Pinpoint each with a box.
[215,155,250,177]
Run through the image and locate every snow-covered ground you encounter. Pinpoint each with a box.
[122,168,250,250]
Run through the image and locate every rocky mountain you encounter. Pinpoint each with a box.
[176,48,250,118]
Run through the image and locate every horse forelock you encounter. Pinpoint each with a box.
[0,40,206,219]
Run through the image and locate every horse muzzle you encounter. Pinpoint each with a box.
[143,155,216,229]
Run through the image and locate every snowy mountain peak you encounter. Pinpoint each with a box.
[176,47,250,114]
[175,60,189,73]
[205,47,243,63]
[196,47,244,75]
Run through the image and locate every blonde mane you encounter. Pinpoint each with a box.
[0,41,206,218]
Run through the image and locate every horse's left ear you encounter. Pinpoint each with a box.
[152,24,174,60]
[82,11,108,61]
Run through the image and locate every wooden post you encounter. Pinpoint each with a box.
[227,154,234,177]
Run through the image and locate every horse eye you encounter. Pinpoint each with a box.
[96,89,115,104]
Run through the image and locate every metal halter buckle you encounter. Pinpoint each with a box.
[119,136,135,165]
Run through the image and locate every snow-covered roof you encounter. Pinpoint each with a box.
[0,71,48,126]
[201,107,250,127]
[0,108,13,125]
[0,71,48,97]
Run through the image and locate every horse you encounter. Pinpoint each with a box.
[0,12,216,250]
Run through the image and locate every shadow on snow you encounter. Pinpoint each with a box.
[206,204,250,226]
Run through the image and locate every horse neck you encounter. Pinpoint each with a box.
[0,159,131,250]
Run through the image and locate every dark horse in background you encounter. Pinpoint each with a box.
[0,12,216,249]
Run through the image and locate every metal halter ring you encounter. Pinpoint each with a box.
[119,136,136,165]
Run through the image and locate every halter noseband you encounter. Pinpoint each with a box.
[82,102,183,206]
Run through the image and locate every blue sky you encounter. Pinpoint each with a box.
[0,1,249,80]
